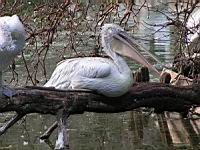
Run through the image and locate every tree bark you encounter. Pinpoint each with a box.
[0,83,199,116]
[0,83,200,149]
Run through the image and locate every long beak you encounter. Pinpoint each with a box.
[112,31,160,77]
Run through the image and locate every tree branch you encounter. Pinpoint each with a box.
[0,83,199,116]
[0,113,25,135]
[0,83,199,149]
[40,121,58,140]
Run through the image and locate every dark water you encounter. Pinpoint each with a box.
[1,112,200,150]
[0,1,200,150]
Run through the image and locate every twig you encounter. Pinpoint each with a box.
[0,113,25,136]
[40,121,58,140]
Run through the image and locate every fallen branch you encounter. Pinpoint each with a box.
[0,83,200,149]
[0,112,25,136]
[0,83,199,115]
[40,121,58,140]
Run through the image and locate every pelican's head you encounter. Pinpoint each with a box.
[101,24,159,76]
[101,24,124,48]
[0,15,26,50]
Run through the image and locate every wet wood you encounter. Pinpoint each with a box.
[0,83,199,116]
[133,67,150,82]
[40,121,58,140]
[159,68,200,147]
[0,82,200,149]
[160,68,193,86]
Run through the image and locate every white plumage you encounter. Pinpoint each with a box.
[45,57,133,97]
[186,8,200,53]
[0,15,26,96]
[45,24,159,97]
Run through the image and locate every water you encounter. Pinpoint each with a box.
[0,1,200,150]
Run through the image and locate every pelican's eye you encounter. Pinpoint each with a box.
[18,16,23,22]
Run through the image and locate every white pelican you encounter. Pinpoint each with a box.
[186,8,200,53]
[44,24,160,97]
[0,15,26,96]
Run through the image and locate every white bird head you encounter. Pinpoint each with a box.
[0,15,26,51]
[101,23,160,76]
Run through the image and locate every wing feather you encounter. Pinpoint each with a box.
[44,57,112,89]
[0,20,15,52]
[186,8,200,53]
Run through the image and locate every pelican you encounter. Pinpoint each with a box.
[186,8,200,54]
[0,15,26,96]
[44,24,160,97]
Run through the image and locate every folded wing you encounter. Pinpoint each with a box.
[44,57,112,89]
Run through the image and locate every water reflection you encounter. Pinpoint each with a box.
[0,1,200,150]
[1,111,199,150]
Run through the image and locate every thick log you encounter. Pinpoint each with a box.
[1,83,200,149]
[0,83,199,116]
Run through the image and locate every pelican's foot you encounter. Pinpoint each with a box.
[0,85,17,97]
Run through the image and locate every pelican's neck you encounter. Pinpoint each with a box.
[102,36,131,73]
[113,53,131,73]
[103,47,131,74]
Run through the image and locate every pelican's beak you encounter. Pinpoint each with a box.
[112,31,160,77]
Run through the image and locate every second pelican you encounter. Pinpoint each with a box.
[44,24,159,97]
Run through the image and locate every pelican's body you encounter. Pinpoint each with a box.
[187,8,200,42]
[45,24,159,97]
[0,15,25,96]
[45,57,133,97]
[186,8,200,53]
[0,15,25,70]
